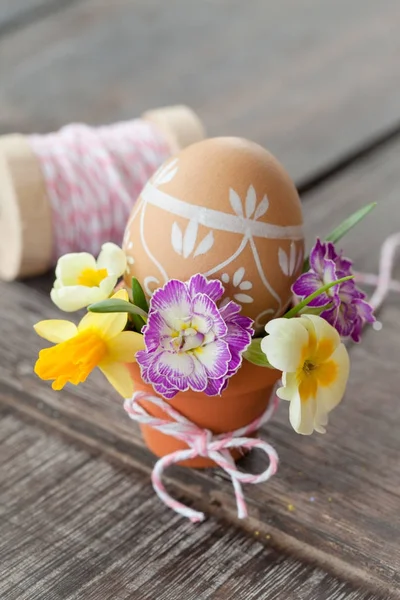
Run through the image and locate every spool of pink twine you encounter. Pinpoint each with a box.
[29,120,171,261]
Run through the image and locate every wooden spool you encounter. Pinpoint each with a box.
[0,105,205,281]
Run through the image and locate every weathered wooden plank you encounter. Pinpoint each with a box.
[0,406,381,600]
[0,135,399,595]
[1,0,400,181]
[0,0,75,32]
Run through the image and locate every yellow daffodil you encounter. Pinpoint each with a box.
[34,290,144,398]
[261,314,349,435]
[50,243,127,312]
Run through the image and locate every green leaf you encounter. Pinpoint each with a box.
[302,202,377,272]
[88,298,148,320]
[284,275,353,319]
[131,314,146,333]
[326,202,376,244]
[131,277,149,313]
[297,303,332,316]
[130,278,148,332]
[243,338,274,368]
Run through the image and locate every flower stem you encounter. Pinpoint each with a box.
[284,276,353,319]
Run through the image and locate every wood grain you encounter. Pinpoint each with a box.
[0,406,380,600]
[0,135,399,595]
[0,0,75,32]
[1,0,400,181]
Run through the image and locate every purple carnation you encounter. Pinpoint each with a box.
[292,238,374,342]
[136,274,254,398]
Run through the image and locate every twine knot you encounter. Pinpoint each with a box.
[124,391,279,523]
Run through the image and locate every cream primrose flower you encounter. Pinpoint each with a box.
[261,314,349,435]
[34,290,144,398]
[50,243,127,312]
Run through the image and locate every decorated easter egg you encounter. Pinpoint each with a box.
[123,137,304,331]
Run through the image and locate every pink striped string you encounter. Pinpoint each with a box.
[355,231,400,313]
[124,392,279,523]
[29,119,171,262]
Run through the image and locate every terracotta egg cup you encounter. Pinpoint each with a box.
[127,361,281,468]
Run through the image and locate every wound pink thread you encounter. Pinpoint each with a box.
[29,120,171,261]
[124,392,279,523]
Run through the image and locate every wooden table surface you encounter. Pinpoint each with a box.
[0,2,399,599]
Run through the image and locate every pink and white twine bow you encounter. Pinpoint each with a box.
[123,392,279,523]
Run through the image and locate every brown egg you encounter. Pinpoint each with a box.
[123,137,304,332]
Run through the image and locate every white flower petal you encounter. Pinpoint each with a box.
[229,188,243,216]
[262,318,309,372]
[194,231,214,257]
[96,243,127,276]
[239,280,252,290]
[233,267,245,287]
[221,273,230,284]
[51,285,109,312]
[245,185,257,218]
[289,390,316,435]
[276,371,297,402]
[55,253,96,285]
[183,219,198,258]
[99,275,118,297]
[158,351,194,378]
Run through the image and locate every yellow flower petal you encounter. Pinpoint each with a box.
[96,242,127,276]
[262,318,309,372]
[78,290,130,339]
[301,314,340,362]
[34,320,78,343]
[105,331,145,363]
[314,342,349,413]
[78,311,128,340]
[99,362,134,398]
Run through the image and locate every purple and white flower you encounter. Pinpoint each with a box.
[136,274,254,398]
[292,239,374,342]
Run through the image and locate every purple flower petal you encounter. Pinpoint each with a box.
[187,358,208,392]
[149,279,191,330]
[143,310,173,352]
[188,274,224,302]
[194,340,231,379]
[354,298,375,323]
[350,316,363,343]
[203,377,227,396]
[136,274,254,399]
[157,351,194,378]
[292,272,330,307]
[309,238,326,275]
[219,300,241,320]
[192,293,227,338]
